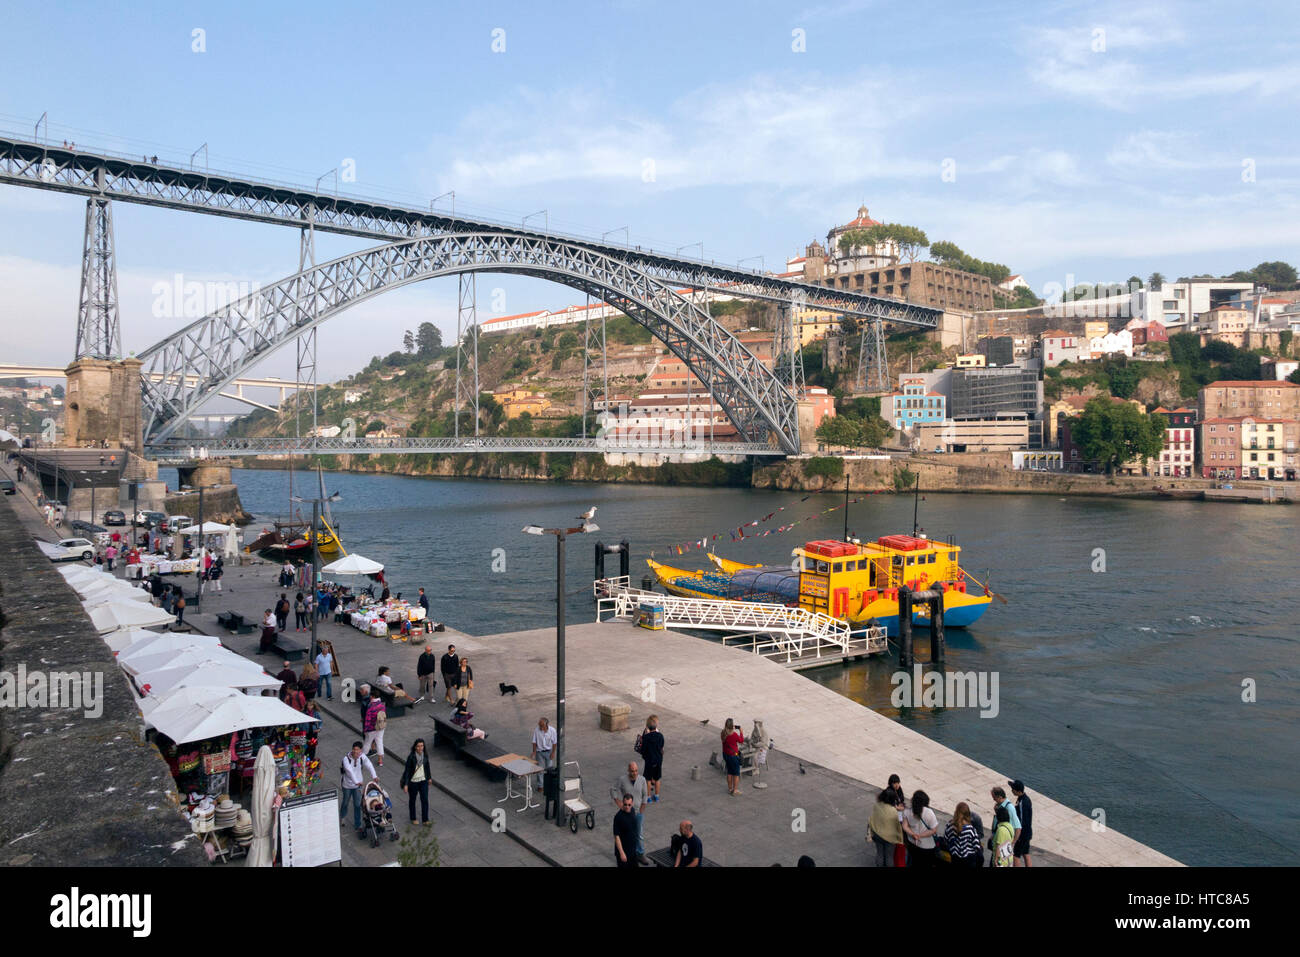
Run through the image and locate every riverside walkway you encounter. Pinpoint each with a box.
[191,561,1178,867]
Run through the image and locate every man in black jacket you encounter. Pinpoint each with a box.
[416,644,438,700]
[440,645,459,704]
[1010,779,1033,867]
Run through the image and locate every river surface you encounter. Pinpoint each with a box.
[167,467,1297,865]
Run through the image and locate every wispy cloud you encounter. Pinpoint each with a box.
[1022,6,1300,109]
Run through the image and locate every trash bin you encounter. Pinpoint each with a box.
[542,767,560,819]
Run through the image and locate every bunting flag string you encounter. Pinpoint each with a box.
[657,488,891,556]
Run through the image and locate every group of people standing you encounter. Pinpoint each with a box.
[867,773,1034,868]
[414,643,474,706]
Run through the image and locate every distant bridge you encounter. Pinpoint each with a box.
[150,435,786,463]
[0,364,316,414]
[0,129,943,456]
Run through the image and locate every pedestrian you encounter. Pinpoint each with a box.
[1009,780,1034,867]
[885,774,907,866]
[901,790,940,867]
[450,699,487,739]
[284,681,308,714]
[399,738,432,826]
[316,584,329,620]
[294,592,307,632]
[637,715,665,802]
[363,692,387,766]
[298,660,319,701]
[992,804,1015,867]
[275,661,296,701]
[260,608,277,654]
[339,741,378,836]
[210,555,223,592]
[418,587,429,617]
[174,591,186,628]
[529,716,557,792]
[867,787,904,867]
[609,761,649,865]
[456,657,474,703]
[280,560,294,588]
[673,820,703,867]
[358,683,373,726]
[105,542,117,571]
[275,593,289,632]
[990,786,1022,858]
[416,643,438,700]
[944,802,983,868]
[314,644,334,699]
[720,718,744,796]
[440,644,459,704]
[612,793,638,868]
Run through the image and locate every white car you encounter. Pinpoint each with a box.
[165,514,192,533]
[38,537,96,562]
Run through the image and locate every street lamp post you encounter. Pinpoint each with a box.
[522,517,598,826]
[181,483,216,612]
[292,491,341,660]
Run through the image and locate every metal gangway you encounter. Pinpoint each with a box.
[593,576,887,669]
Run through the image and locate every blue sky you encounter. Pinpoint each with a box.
[2,0,1298,379]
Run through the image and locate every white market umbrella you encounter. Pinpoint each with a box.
[135,659,282,697]
[179,521,232,535]
[138,685,241,722]
[81,583,152,608]
[59,564,110,584]
[246,745,277,868]
[89,600,175,634]
[149,693,316,745]
[121,645,259,678]
[321,553,383,576]
[118,632,223,666]
[104,627,178,655]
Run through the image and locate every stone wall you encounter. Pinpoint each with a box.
[0,497,204,865]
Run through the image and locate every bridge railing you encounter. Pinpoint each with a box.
[149,435,787,459]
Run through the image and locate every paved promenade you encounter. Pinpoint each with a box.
[188,560,1179,866]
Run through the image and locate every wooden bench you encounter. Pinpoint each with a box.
[216,611,256,635]
[430,714,506,781]
[374,685,415,718]
[646,845,721,867]
[272,636,308,662]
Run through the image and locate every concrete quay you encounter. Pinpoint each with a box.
[196,562,1179,867]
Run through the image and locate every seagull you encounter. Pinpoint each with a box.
[577,506,597,521]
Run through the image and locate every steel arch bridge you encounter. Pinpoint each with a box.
[138,233,804,451]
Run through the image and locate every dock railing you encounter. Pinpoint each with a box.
[592,576,886,668]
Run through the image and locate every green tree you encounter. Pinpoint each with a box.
[416,321,443,357]
[1069,398,1165,474]
[1249,261,1298,290]
[1148,272,1166,288]
[815,415,862,449]
[403,329,415,353]
[1289,368,1300,384]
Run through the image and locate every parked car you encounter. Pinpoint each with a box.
[53,537,96,562]
[135,510,166,528]
[103,509,126,525]
[166,514,193,533]
[0,479,15,495]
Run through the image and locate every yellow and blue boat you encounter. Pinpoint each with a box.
[647,534,993,637]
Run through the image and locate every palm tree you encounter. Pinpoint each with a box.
[1148,272,1166,290]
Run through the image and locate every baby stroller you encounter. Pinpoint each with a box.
[360,780,400,847]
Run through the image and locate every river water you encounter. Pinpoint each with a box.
[172,467,1296,865]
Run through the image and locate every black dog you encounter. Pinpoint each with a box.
[499,682,519,696]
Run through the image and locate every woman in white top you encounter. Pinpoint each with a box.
[901,790,941,867]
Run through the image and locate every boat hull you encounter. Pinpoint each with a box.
[648,559,992,637]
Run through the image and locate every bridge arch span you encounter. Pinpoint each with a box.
[138,233,799,450]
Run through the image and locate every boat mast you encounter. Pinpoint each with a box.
[912,475,921,536]
[843,473,850,541]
